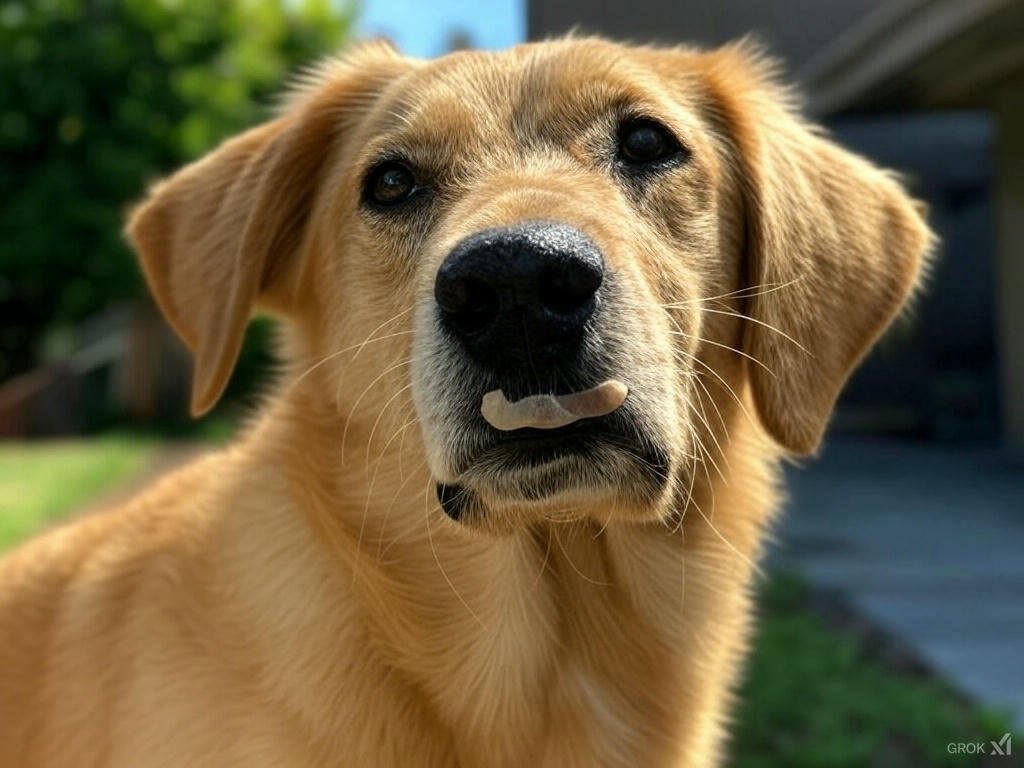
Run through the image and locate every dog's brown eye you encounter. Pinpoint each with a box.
[367,162,416,206]
[618,119,682,165]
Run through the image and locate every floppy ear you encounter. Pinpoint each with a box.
[703,44,934,455]
[127,42,404,416]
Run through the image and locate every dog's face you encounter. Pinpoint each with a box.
[128,39,931,532]
[374,42,725,526]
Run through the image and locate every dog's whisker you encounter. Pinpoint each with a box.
[582,460,626,540]
[691,370,733,471]
[672,347,759,432]
[351,306,416,360]
[290,325,414,392]
[656,295,809,364]
[364,382,416,474]
[532,525,554,588]
[694,434,718,522]
[375,409,419,472]
[688,366,730,443]
[372,414,420,548]
[677,466,698,536]
[688,495,760,576]
[659,309,740,437]
[553,527,612,587]
[396,410,419,483]
[593,495,617,539]
[338,357,414,462]
[376,458,429,562]
[659,276,804,308]
[678,521,687,612]
[423,478,488,630]
[355,406,420,578]
[351,417,416,590]
[695,307,811,355]
[666,331,777,378]
[686,390,727,483]
[668,426,701,536]
[362,452,404,561]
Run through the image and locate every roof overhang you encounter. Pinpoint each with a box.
[800,0,1024,116]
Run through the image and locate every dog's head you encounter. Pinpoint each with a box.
[128,38,931,532]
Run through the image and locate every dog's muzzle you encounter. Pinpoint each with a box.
[426,221,671,522]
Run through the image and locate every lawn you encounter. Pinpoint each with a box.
[0,436,1015,766]
[732,574,1016,767]
[0,434,156,550]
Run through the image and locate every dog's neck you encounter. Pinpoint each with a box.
[218,374,778,765]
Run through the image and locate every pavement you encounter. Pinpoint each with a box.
[771,435,1024,727]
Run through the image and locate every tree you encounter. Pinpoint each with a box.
[0,0,352,381]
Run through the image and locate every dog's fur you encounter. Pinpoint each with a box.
[0,38,931,767]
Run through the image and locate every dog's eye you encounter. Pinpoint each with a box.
[366,162,416,206]
[618,119,683,166]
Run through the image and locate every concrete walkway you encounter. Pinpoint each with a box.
[771,435,1024,727]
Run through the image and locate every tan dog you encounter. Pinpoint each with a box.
[0,37,931,767]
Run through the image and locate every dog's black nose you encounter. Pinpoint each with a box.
[434,222,604,369]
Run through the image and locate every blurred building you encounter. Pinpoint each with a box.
[530,0,1024,448]
[0,303,190,437]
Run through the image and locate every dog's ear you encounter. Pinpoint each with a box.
[127,42,404,416]
[702,43,934,455]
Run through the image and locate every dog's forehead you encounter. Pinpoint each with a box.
[365,41,690,149]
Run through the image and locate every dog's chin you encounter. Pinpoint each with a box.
[434,421,673,533]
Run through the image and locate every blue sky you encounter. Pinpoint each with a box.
[357,0,525,58]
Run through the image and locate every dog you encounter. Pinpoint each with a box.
[0,36,931,767]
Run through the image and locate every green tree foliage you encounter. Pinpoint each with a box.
[0,0,351,381]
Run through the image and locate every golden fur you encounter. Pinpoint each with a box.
[0,37,932,767]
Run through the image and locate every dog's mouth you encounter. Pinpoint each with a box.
[435,402,672,523]
[472,413,644,469]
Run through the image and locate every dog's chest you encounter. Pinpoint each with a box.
[439,530,688,766]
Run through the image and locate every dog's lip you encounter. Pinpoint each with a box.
[442,411,672,509]
[489,418,606,444]
[455,415,631,475]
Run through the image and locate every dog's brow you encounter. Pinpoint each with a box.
[508,52,663,149]
[510,86,635,149]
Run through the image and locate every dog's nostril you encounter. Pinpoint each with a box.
[434,223,605,363]
[538,261,603,316]
[436,276,499,335]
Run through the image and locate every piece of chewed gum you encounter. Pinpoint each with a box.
[480,380,629,431]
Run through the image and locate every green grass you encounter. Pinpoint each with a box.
[0,434,157,550]
[732,573,1015,767]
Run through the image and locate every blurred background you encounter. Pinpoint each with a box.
[1,0,1022,764]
